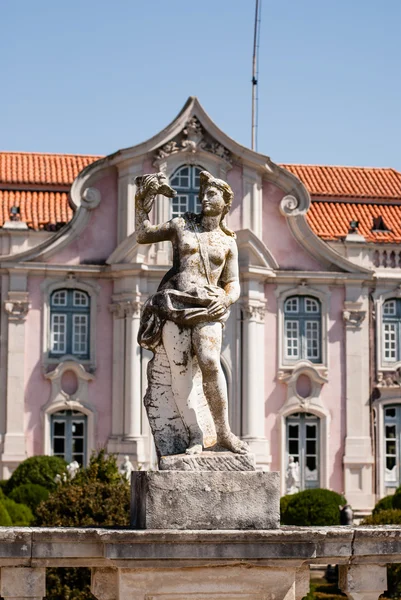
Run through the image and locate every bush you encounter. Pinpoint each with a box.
[362,508,401,525]
[281,488,346,526]
[10,483,49,513]
[5,456,67,495]
[372,495,394,515]
[280,495,292,522]
[35,450,129,527]
[392,488,401,510]
[3,499,33,526]
[36,450,129,600]
[0,502,12,526]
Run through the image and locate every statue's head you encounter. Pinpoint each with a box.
[199,171,235,237]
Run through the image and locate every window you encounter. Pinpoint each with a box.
[170,165,204,218]
[50,289,90,359]
[284,296,321,362]
[383,299,401,362]
[383,405,401,490]
[286,412,320,490]
[51,410,87,465]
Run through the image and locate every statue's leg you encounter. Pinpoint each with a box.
[192,322,250,455]
[162,320,204,454]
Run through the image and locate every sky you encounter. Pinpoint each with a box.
[1,0,400,170]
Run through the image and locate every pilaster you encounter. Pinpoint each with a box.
[339,564,387,600]
[1,271,30,477]
[342,286,375,510]
[242,166,262,238]
[241,295,271,469]
[117,164,142,244]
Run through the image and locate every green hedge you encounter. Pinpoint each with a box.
[3,499,33,526]
[10,483,49,513]
[372,494,394,515]
[281,488,346,526]
[5,456,67,495]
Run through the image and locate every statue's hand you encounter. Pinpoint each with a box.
[207,295,230,319]
[135,173,177,214]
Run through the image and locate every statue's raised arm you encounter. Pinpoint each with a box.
[135,173,177,244]
[136,170,249,461]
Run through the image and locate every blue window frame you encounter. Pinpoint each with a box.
[51,410,87,465]
[170,165,204,218]
[284,296,321,363]
[382,299,401,362]
[287,412,320,490]
[49,289,90,359]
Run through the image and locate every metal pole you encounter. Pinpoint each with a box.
[251,0,259,150]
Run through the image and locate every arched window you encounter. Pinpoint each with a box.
[51,410,87,465]
[286,412,320,491]
[49,289,90,359]
[170,165,204,217]
[284,296,321,363]
[382,299,401,362]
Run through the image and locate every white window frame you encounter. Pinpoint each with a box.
[276,284,329,372]
[50,313,67,354]
[41,278,99,370]
[374,288,401,372]
[72,314,89,355]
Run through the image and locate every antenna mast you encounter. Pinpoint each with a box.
[251,0,261,151]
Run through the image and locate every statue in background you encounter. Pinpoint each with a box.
[119,455,134,481]
[136,171,249,457]
[286,456,300,494]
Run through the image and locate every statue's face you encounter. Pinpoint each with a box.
[201,184,225,217]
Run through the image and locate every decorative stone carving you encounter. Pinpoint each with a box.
[343,309,366,328]
[279,194,299,216]
[241,302,266,323]
[109,300,141,319]
[81,187,101,210]
[286,456,300,494]
[135,170,250,461]
[377,369,401,388]
[153,116,233,166]
[4,299,30,322]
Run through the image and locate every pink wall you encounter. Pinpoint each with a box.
[264,283,346,494]
[262,182,324,271]
[24,277,113,456]
[227,165,242,232]
[48,170,118,265]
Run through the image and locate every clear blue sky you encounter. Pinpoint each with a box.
[1,0,400,169]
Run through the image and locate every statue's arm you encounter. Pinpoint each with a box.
[221,240,240,305]
[135,206,175,244]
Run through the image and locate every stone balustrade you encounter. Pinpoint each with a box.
[0,527,399,600]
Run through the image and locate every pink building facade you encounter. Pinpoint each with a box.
[1,97,401,514]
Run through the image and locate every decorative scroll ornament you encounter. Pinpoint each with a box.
[342,309,366,329]
[81,187,101,210]
[153,116,233,166]
[109,300,142,319]
[4,300,30,322]
[279,195,299,216]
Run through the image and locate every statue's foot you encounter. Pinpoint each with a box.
[216,432,250,455]
[185,444,203,455]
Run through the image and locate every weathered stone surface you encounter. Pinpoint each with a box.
[131,471,280,530]
[1,566,46,598]
[159,450,256,471]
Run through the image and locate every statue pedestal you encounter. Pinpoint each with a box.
[130,470,280,530]
[159,451,256,471]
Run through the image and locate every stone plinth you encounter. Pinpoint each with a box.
[131,470,280,530]
[159,451,256,471]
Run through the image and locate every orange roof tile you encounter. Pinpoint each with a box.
[307,201,401,243]
[282,164,401,200]
[0,152,102,186]
[0,190,73,230]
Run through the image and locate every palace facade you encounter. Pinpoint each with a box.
[1,97,401,512]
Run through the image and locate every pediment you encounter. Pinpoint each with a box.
[236,229,278,272]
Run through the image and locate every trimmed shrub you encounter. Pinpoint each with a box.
[10,483,49,513]
[391,488,401,510]
[280,495,292,522]
[3,499,33,526]
[0,502,12,526]
[281,488,346,526]
[5,456,67,495]
[362,508,401,525]
[372,494,394,515]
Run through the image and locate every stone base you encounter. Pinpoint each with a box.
[159,451,256,471]
[131,470,280,530]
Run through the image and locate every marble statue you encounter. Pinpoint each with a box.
[66,460,80,479]
[119,455,134,481]
[136,171,249,458]
[285,456,300,494]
